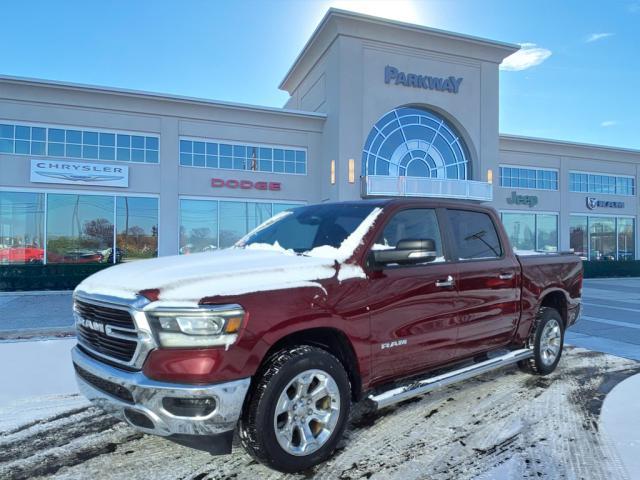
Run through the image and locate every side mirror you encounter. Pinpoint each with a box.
[372,238,438,268]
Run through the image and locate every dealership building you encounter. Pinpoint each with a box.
[1,9,638,287]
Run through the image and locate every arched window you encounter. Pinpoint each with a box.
[362,106,469,180]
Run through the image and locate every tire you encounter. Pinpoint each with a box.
[518,307,564,375]
[239,345,351,473]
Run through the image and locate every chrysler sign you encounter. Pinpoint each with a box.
[384,65,463,94]
[30,160,129,187]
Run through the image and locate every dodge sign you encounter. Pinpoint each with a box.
[211,178,281,191]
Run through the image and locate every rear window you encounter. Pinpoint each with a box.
[448,209,502,260]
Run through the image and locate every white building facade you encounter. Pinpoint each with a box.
[0,9,637,279]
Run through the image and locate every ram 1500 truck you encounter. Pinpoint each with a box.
[71,199,582,472]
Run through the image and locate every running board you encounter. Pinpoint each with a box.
[368,348,533,410]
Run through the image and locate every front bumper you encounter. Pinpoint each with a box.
[72,346,250,445]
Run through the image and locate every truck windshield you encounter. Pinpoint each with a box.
[237,204,378,254]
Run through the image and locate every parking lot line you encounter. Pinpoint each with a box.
[581,315,640,330]
[582,302,640,313]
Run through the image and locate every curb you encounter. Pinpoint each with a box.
[600,372,640,478]
[0,327,75,341]
[0,290,72,297]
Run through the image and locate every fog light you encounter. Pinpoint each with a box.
[124,408,155,430]
[162,397,217,417]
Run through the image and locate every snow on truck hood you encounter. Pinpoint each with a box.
[76,207,382,306]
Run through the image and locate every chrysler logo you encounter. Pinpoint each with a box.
[36,171,125,183]
[31,160,130,188]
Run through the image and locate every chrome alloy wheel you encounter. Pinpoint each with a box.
[540,318,562,366]
[273,369,341,456]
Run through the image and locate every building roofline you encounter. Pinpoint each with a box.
[0,74,327,120]
[279,8,520,91]
[499,133,640,156]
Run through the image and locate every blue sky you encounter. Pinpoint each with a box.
[1,0,638,149]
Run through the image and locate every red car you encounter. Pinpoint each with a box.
[0,246,44,264]
[71,199,582,472]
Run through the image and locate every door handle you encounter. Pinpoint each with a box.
[498,272,515,280]
[435,275,455,288]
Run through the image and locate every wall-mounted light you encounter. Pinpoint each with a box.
[330,160,336,184]
[487,169,493,184]
[348,158,355,184]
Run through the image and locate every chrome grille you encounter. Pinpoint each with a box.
[75,299,139,364]
[75,300,135,329]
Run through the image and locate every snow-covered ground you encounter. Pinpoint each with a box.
[1,345,638,480]
[0,338,78,410]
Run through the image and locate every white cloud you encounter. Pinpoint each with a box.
[586,32,614,43]
[500,43,552,71]
[601,120,618,127]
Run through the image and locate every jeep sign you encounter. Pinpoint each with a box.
[506,191,538,208]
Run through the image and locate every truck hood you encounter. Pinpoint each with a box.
[75,248,362,307]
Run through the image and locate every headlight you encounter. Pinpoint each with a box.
[147,305,245,348]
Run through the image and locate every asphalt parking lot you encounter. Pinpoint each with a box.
[566,277,640,361]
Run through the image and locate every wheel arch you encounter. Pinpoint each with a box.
[259,327,363,402]
[539,289,568,327]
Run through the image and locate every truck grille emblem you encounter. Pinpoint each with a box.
[75,314,106,334]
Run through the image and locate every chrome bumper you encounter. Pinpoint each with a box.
[72,346,250,437]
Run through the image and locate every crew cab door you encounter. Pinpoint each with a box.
[444,208,520,359]
[366,208,459,382]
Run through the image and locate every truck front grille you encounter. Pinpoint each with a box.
[75,299,139,364]
[75,300,135,329]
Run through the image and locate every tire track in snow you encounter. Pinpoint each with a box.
[0,348,636,480]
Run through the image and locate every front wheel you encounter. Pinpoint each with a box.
[239,345,351,473]
[519,307,564,375]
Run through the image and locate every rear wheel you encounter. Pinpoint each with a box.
[519,307,564,375]
[239,345,351,473]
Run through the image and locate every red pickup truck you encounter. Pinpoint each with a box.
[71,199,582,472]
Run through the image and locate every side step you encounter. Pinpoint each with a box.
[368,348,533,410]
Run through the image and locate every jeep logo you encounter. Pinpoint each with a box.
[506,191,538,208]
[381,339,408,350]
[75,314,106,334]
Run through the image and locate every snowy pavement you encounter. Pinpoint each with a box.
[1,346,638,480]
[0,338,77,409]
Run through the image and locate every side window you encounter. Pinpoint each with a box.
[374,209,444,261]
[448,209,503,260]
